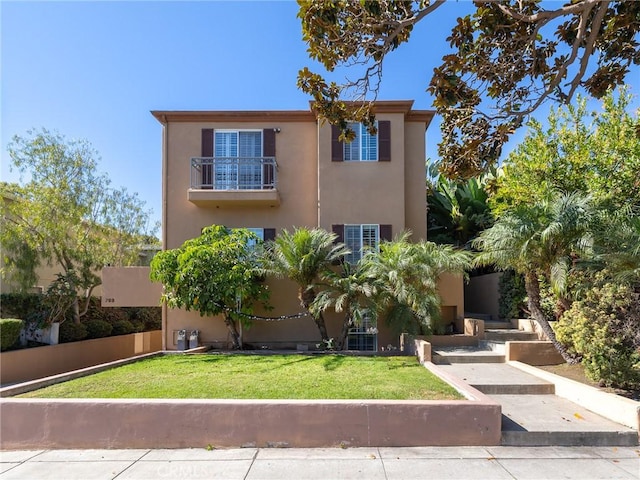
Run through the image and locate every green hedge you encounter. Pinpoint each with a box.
[85,319,113,339]
[1,318,24,351]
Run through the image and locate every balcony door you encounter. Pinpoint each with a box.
[214,130,262,190]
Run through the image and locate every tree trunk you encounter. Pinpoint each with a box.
[300,287,330,342]
[524,272,578,364]
[72,297,81,325]
[338,313,352,350]
[224,313,242,349]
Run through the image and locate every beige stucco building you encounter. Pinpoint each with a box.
[149,101,464,350]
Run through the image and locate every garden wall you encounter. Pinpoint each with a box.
[0,330,162,385]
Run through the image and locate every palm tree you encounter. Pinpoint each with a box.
[363,232,472,335]
[264,227,349,342]
[594,211,640,288]
[473,192,595,363]
[311,260,377,350]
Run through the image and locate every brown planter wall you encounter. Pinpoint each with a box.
[0,331,162,385]
[0,397,501,449]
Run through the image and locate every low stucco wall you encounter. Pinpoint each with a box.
[505,341,564,366]
[1,395,501,449]
[0,331,162,385]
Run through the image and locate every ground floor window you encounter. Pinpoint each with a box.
[347,315,378,351]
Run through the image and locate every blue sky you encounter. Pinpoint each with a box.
[2,1,638,231]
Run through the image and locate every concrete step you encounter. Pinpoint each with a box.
[483,320,513,330]
[436,363,555,395]
[484,329,539,342]
[495,394,639,447]
[478,340,506,354]
[432,347,505,364]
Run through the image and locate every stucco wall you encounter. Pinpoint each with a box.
[0,331,162,385]
[101,267,163,307]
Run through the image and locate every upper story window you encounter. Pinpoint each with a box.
[344,122,378,162]
[214,130,262,158]
[332,224,392,264]
[331,120,391,163]
[345,224,380,263]
[214,130,262,190]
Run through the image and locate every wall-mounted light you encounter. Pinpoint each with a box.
[274,128,281,133]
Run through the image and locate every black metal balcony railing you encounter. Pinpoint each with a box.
[190,157,277,190]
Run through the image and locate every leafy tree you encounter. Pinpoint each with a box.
[1,129,157,324]
[263,227,349,342]
[362,232,472,335]
[297,0,640,178]
[427,168,493,247]
[311,260,377,350]
[492,88,640,215]
[474,192,595,363]
[150,225,269,349]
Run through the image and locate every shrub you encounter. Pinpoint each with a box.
[111,319,135,336]
[59,321,88,343]
[498,270,527,320]
[556,282,640,389]
[128,307,162,331]
[85,320,113,339]
[0,293,43,320]
[0,318,23,351]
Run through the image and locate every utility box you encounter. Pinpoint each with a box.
[176,329,187,351]
[189,330,200,349]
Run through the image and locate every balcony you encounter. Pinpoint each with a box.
[188,157,280,207]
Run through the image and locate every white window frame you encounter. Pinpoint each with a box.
[344,122,378,162]
[344,224,379,264]
[213,129,263,190]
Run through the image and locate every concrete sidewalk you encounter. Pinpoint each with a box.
[1,446,638,480]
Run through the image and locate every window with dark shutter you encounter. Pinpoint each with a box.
[331,126,344,162]
[378,121,391,162]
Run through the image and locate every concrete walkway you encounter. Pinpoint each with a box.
[433,350,639,446]
[1,446,639,479]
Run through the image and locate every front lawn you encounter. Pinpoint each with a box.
[19,354,463,400]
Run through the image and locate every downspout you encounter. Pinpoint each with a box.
[161,115,169,351]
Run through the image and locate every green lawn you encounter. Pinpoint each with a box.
[19,354,463,400]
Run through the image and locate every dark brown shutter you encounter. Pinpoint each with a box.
[380,224,392,242]
[201,129,214,188]
[263,129,276,157]
[263,129,276,189]
[202,129,214,157]
[378,121,391,162]
[331,125,344,162]
[263,228,276,242]
[332,224,344,243]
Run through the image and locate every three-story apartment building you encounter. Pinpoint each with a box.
[150,100,464,350]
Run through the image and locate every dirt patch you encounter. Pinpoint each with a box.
[537,363,640,401]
